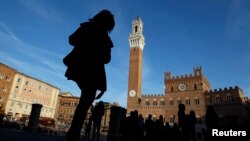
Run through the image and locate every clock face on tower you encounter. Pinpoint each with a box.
[178,84,186,91]
[129,90,136,97]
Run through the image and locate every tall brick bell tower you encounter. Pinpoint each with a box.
[127,16,145,113]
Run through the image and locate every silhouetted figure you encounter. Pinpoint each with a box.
[171,123,181,140]
[163,122,171,139]
[124,110,140,141]
[155,115,164,141]
[92,101,105,141]
[205,105,218,140]
[144,114,154,141]
[130,110,140,141]
[63,9,115,141]
[138,114,145,141]
[178,104,189,141]
[121,111,132,141]
[84,116,93,139]
[120,109,128,141]
[188,110,197,141]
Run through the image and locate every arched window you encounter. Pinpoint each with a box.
[205,96,211,104]
[177,98,182,105]
[160,98,165,105]
[17,78,22,82]
[185,97,190,105]
[169,115,176,123]
[169,98,174,105]
[194,97,200,105]
[145,99,150,105]
[153,99,157,105]
[5,76,11,81]
[216,95,222,104]
[2,86,8,92]
[194,84,197,90]
[135,26,138,33]
[138,98,141,104]
[170,115,174,123]
[226,93,233,103]
[171,86,174,92]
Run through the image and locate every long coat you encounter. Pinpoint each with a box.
[63,22,113,92]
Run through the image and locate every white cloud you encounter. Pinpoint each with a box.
[0,20,63,63]
[0,20,70,90]
[19,0,63,22]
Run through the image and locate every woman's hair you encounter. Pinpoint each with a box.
[90,9,115,33]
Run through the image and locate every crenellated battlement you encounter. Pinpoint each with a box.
[204,86,239,93]
[142,94,164,97]
[164,66,203,81]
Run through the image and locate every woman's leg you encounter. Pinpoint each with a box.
[66,85,96,141]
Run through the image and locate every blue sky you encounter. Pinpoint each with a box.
[0,0,249,108]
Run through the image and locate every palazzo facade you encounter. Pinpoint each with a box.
[126,17,249,125]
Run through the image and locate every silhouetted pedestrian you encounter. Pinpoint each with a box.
[144,114,154,141]
[63,9,115,141]
[84,116,93,139]
[125,110,140,141]
[120,109,128,141]
[178,104,189,141]
[163,122,171,139]
[188,110,197,141]
[205,105,218,140]
[130,110,140,141]
[171,123,181,140]
[155,115,164,141]
[138,114,145,141]
[92,101,105,141]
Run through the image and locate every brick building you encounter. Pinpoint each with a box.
[0,63,17,115]
[127,17,249,126]
[55,92,119,132]
[55,92,80,130]
[204,86,248,125]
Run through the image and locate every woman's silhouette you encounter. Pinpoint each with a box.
[63,9,115,141]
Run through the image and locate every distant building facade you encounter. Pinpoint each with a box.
[204,87,248,125]
[127,17,249,126]
[55,92,80,129]
[0,63,17,115]
[0,62,59,121]
[55,92,119,131]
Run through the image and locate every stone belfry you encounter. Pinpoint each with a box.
[127,16,145,113]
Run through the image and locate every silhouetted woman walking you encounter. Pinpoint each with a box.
[63,9,115,141]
